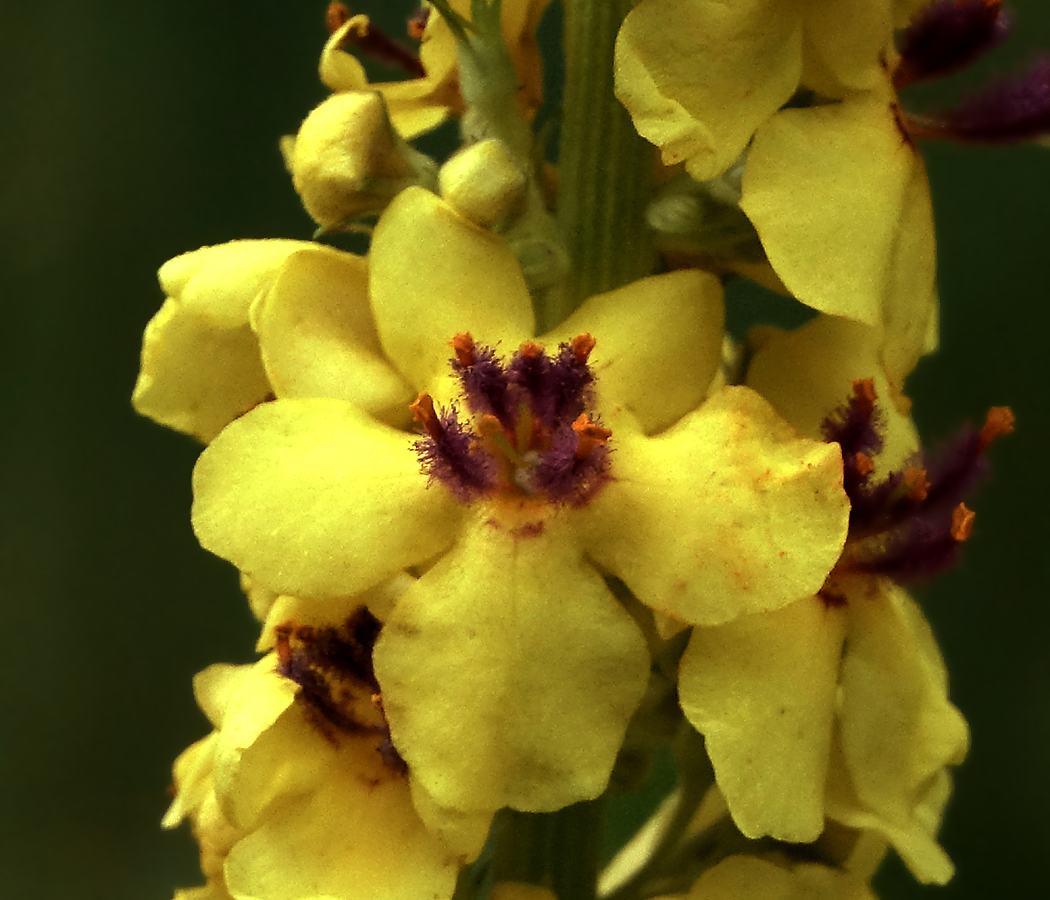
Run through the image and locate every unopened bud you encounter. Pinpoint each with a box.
[290,92,438,229]
[438,139,527,227]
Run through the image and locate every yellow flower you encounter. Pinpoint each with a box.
[677,317,968,882]
[190,187,850,817]
[163,653,463,900]
[321,0,551,139]
[662,853,878,900]
[614,1,937,344]
[133,240,415,442]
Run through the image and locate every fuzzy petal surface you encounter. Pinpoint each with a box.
[192,398,461,599]
[374,514,649,814]
[133,240,306,441]
[741,93,935,332]
[550,270,724,434]
[251,245,413,418]
[583,386,848,626]
[370,188,535,397]
[679,597,847,842]
[615,0,804,180]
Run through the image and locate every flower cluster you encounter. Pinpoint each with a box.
[136,2,1028,899]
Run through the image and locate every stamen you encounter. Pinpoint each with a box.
[326,1,352,34]
[410,392,443,441]
[332,9,426,78]
[907,60,1050,144]
[572,414,612,460]
[274,610,397,752]
[408,6,431,40]
[853,451,875,478]
[571,333,597,364]
[519,341,544,359]
[950,502,976,541]
[903,467,931,501]
[895,0,1009,90]
[821,377,883,466]
[450,332,477,367]
[978,405,1016,450]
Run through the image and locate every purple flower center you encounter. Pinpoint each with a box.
[411,333,613,509]
[819,379,1013,598]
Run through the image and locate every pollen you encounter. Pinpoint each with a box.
[950,503,976,542]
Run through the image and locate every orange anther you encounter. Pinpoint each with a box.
[326,2,351,33]
[853,451,875,478]
[449,332,476,367]
[950,503,976,542]
[571,333,597,364]
[274,620,295,666]
[476,414,504,439]
[409,393,443,440]
[518,341,544,359]
[851,378,877,419]
[572,413,612,459]
[978,406,1015,450]
[903,467,931,502]
[407,7,429,39]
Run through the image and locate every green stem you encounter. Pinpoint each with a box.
[545,0,655,330]
[488,800,605,900]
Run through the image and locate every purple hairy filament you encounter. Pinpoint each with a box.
[892,0,1050,144]
[410,333,613,509]
[821,378,1013,588]
[275,608,407,774]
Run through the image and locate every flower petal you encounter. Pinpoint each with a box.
[802,0,892,94]
[745,315,920,475]
[584,386,849,626]
[550,270,724,434]
[683,854,876,900]
[374,514,649,813]
[370,188,535,396]
[838,580,969,835]
[615,0,804,180]
[740,93,935,333]
[217,662,460,900]
[133,240,306,441]
[679,597,846,842]
[251,245,413,420]
[224,773,459,900]
[192,398,462,598]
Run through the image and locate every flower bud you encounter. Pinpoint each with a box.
[290,91,438,229]
[438,139,527,227]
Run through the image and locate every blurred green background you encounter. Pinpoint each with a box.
[1,1,1046,898]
